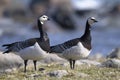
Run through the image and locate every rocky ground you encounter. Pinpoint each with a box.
[0,61,120,80]
[0,49,120,80]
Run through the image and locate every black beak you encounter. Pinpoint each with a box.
[94,20,98,22]
[48,18,50,20]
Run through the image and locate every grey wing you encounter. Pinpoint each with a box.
[50,43,68,53]
[50,38,79,53]
[2,39,36,53]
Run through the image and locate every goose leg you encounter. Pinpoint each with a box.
[24,60,28,72]
[33,60,37,71]
[69,59,73,69]
[73,60,76,69]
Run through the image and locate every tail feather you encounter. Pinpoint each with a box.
[2,39,35,53]
[2,44,12,54]
[3,50,11,54]
[5,47,9,49]
[2,44,11,47]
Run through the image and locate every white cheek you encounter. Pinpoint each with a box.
[88,20,94,25]
[41,18,46,21]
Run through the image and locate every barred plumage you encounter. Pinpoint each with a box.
[2,39,36,53]
[51,38,79,53]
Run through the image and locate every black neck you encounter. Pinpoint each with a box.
[38,20,47,38]
[80,21,91,42]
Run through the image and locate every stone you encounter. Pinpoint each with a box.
[107,48,120,59]
[77,72,89,78]
[59,63,69,67]
[101,59,120,68]
[89,53,104,60]
[41,54,66,64]
[48,70,68,78]
[77,60,101,66]
[5,69,12,73]
[39,68,45,71]
[28,74,42,78]
[0,52,23,71]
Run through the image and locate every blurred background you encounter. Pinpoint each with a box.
[0,0,120,56]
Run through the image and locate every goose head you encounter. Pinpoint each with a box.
[39,15,50,24]
[87,17,98,26]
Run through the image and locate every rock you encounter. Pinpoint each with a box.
[39,68,45,71]
[52,8,76,30]
[5,69,12,73]
[40,54,66,64]
[28,74,42,78]
[29,0,50,15]
[89,53,104,60]
[76,72,89,78]
[47,70,68,78]
[77,60,101,66]
[59,63,69,67]
[107,48,120,59]
[0,52,23,71]
[101,59,120,68]
[75,61,83,66]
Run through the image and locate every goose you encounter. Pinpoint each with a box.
[50,17,98,69]
[2,15,50,72]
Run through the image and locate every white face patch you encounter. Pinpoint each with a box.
[88,17,96,25]
[39,15,49,24]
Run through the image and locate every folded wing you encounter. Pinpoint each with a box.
[2,39,36,53]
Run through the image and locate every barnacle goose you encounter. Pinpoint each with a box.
[2,15,50,72]
[50,17,98,69]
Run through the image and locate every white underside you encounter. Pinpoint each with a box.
[15,42,48,60]
[57,42,91,60]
